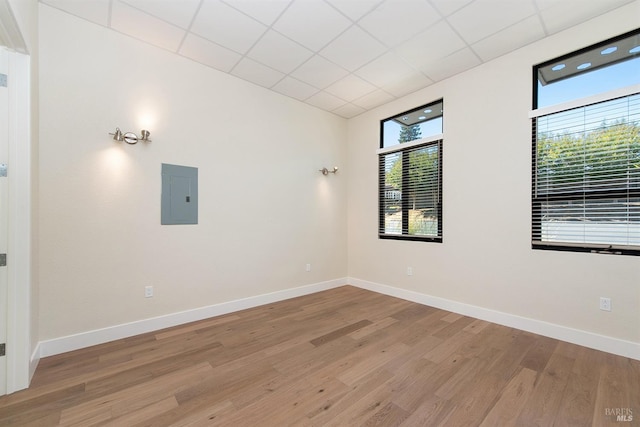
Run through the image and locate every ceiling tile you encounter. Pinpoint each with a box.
[352,89,395,110]
[325,0,382,21]
[120,0,200,29]
[179,33,242,72]
[273,0,351,51]
[272,77,318,101]
[247,30,313,73]
[231,57,285,88]
[535,0,633,11]
[355,51,418,87]
[395,20,465,69]
[290,55,349,89]
[332,103,366,118]
[472,15,545,62]
[325,74,376,101]
[319,26,386,71]
[448,0,536,44]
[429,0,473,17]
[358,0,440,47]
[537,0,634,34]
[305,91,348,111]
[223,0,292,26]
[111,0,185,51]
[43,0,636,117]
[191,0,267,54]
[381,71,433,97]
[41,0,110,27]
[420,47,481,81]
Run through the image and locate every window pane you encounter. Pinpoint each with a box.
[381,101,443,149]
[540,198,640,246]
[379,141,441,239]
[535,94,640,196]
[536,31,640,109]
[407,145,439,236]
[381,152,402,235]
[537,57,640,109]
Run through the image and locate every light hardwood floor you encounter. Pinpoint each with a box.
[0,286,638,426]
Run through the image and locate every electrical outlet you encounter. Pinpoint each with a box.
[306,263,311,272]
[145,286,154,298]
[407,267,413,276]
[599,297,611,311]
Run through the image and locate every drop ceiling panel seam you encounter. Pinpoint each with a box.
[38,0,637,118]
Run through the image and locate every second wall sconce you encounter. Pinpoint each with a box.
[319,166,338,175]
[109,127,152,145]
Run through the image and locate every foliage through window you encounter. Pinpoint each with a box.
[532,29,640,255]
[379,100,443,242]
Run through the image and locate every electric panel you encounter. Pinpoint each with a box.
[161,163,198,225]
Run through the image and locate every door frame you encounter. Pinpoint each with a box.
[5,50,32,394]
[0,0,33,394]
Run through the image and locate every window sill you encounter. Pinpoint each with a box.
[379,234,442,243]
[532,242,640,256]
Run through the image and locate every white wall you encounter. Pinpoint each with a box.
[347,2,640,351]
[7,0,37,54]
[38,5,347,342]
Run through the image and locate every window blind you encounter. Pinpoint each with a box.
[532,93,640,253]
[379,140,442,240]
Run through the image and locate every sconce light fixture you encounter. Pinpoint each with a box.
[319,166,338,175]
[109,127,152,144]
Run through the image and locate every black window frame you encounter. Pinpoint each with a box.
[378,100,443,243]
[531,29,640,256]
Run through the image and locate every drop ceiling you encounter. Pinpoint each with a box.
[40,0,635,118]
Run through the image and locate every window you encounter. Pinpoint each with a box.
[531,29,640,255]
[378,100,443,242]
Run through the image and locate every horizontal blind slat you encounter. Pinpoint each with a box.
[380,140,442,239]
[533,92,640,249]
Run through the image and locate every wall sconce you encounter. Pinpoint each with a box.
[319,166,338,175]
[109,127,152,144]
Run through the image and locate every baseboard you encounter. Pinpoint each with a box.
[29,343,40,382]
[348,277,640,361]
[35,276,640,361]
[38,278,347,358]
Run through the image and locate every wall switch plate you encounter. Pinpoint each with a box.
[407,267,413,276]
[599,297,611,311]
[145,286,154,298]
[305,263,311,272]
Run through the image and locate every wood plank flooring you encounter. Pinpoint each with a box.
[1,286,638,426]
